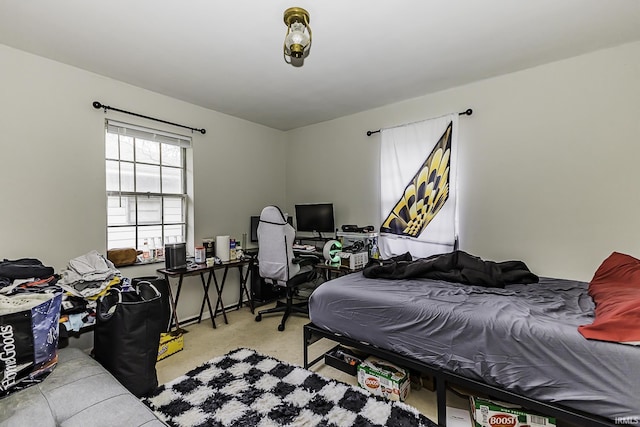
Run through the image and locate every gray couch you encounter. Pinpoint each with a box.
[0,347,165,427]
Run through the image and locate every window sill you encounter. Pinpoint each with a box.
[116,259,165,269]
[133,259,165,266]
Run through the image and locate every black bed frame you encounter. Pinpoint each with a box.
[303,322,617,427]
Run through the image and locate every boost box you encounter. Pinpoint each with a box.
[357,355,410,402]
[470,396,556,427]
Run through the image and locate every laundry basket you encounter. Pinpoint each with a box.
[93,281,163,397]
[131,276,173,333]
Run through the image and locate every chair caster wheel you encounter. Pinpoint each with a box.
[278,324,285,332]
[255,314,262,322]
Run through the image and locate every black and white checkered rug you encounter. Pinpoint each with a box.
[143,348,437,427]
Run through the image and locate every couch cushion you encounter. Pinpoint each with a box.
[0,347,165,427]
[61,394,165,427]
[0,382,56,427]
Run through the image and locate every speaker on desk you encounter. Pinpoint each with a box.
[165,242,187,270]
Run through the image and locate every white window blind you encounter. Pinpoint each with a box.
[105,120,190,252]
[106,120,192,148]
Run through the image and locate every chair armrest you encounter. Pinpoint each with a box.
[293,254,321,267]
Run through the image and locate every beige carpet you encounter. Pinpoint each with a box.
[155,305,469,422]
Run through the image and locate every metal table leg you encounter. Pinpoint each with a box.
[198,271,217,328]
[212,266,229,324]
[237,263,255,314]
[164,272,185,333]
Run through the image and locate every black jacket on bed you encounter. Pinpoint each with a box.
[362,250,538,288]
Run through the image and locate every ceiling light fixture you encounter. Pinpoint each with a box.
[283,7,311,64]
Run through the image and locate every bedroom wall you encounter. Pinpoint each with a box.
[285,41,640,282]
[0,44,287,323]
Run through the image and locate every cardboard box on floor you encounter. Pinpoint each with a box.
[470,396,557,427]
[157,330,184,361]
[357,355,410,402]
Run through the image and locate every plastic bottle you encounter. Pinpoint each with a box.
[148,238,156,260]
[195,246,205,263]
[229,238,237,260]
[370,237,379,260]
[155,237,164,259]
[142,239,150,260]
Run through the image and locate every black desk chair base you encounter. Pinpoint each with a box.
[254,270,315,331]
[255,301,307,332]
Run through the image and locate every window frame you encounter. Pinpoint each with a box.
[105,120,190,251]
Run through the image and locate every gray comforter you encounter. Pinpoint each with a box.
[308,274,640,420]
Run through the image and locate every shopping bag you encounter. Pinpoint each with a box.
[94,281,163,397]
[0,292,62,396]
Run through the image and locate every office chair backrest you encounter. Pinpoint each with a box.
[257,205,300,286]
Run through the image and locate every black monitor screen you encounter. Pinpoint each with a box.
[250,216,260,242]
[250,214,293,242]
[295,203,335,233]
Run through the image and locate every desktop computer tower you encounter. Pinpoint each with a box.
[250,263,286,304]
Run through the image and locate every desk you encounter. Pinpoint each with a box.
[158,258,254,330]
[314,262,359,281]
[293,250,357,280]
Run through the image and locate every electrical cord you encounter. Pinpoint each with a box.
[342,241,365,253]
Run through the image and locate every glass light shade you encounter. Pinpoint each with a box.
[285,22,310,58]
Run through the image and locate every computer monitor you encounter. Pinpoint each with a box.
[294,203,335,234]
[250,214,293,243]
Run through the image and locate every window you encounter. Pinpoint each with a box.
[105,120,191,251]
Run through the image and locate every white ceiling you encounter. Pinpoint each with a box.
[2,1,640,131]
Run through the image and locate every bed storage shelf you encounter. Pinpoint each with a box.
[303,322,616,427]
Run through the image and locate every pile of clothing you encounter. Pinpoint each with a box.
[0,258,58,295]
[1,251,124,337]
[57,250,120,299]
[56,250,122,334]
[363,250,539,288]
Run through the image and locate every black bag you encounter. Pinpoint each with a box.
[93,281,163,397]
[131,276,172,333]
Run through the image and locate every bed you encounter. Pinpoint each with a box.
[305,261,640,427]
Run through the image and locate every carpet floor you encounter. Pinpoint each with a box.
[143,348,438,427]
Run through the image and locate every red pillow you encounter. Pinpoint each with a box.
[578,252,640,344]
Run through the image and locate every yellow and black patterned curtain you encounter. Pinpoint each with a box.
[379,114,458,259]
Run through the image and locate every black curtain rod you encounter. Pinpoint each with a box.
[366,108,473,136]
[92,101,206,134]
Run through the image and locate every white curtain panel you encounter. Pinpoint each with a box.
[379,114,459,259]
